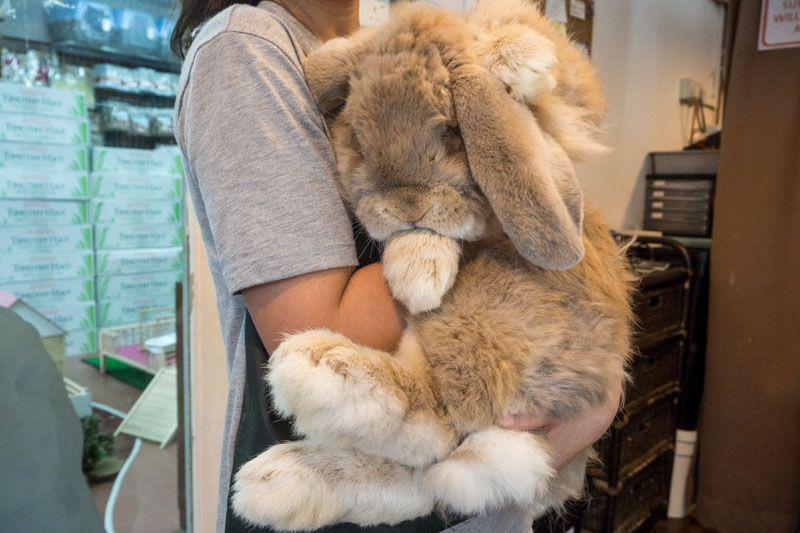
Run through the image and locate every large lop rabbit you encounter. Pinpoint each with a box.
[232,0,634,530]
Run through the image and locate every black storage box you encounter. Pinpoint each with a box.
[580,447,674,533]
[632,268,689,347]
[626,335,684,409]
[591,388,679,485]
[642,151,718,237]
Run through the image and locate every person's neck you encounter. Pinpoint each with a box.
[272,0,360,41]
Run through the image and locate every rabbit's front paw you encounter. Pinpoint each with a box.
[383,231,461,314]
[268,329,408,442]
[477,26,557,104]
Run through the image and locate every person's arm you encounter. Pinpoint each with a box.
[501,385,622,470]
[244,263,405,353]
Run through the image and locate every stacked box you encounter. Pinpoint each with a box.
[92,146,184,329]
[0,142,90,199]
[0,84,94,358]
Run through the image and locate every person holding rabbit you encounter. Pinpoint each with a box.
[172,0,623,531]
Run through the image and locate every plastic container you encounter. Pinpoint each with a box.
[115,9,160,57]
[45,0,118,49]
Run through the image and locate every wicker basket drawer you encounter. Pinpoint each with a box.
[627,336,683,407]
[592,390,678,485]
[633,281,685,345]
[581,447,673,533]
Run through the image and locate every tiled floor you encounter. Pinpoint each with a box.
[64,357,183,533]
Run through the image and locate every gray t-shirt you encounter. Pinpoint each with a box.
[174,2,530,531]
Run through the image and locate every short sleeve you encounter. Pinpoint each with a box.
[177,31,357,294]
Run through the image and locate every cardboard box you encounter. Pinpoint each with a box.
[37,301,97,331]
[97,293,174,326]
[0,277,95,307]
[0,113,89,145]
[91,199,181,225]
[0,199,89,227]
[92,172,181,199]
[0,82,88,118]
[95,247,183,276]
[0,250,94,283]
[0,142,89,199]
[0,225,92,253]
[97,271,180,302]
[92,146,183,176]
[66,327,97,356]
[95,223,183,250]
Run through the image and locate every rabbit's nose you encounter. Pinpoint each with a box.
[388,202,431,224]
[388,188,431,223]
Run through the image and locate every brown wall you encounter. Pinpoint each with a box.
[695,0,800,531]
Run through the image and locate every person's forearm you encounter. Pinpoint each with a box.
[244,263,405,354]
[334,263,406,351]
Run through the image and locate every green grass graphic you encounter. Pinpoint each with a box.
[70,148,89,172]
[96,277,108,301]
[77,253,94,276]
[70,202,90,224]
[168,202,182,223]
[77,227,93,250]
[91,202,102,224]
[98,303,110,326]
[93,150,106,172]
[69,96,87,118]
[96,253,109,275]
[81,329,98,352]
[171,155,184,176]
[170,226,185,247]
[72,175,90,198]
[80,305,96,327]
[172,177,182,198]
[95,225,108,249]
[80,279,94,302]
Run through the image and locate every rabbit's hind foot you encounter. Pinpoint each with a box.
[424,427,555,515]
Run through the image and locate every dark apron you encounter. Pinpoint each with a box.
[224,224,458,532]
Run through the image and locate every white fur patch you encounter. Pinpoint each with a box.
[382,231,461,314]
[477,26,558,104]
[424,427,555,515]
[232,442,434,530]
[268,329,407,442]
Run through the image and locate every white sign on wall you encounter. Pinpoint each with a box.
[759,0,800,51]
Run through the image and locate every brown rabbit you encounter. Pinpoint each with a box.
[232,1,634,530]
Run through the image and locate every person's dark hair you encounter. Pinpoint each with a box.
[171,0,261,58]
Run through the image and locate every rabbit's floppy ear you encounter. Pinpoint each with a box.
[304,31,374,117]
[449,61,585,270]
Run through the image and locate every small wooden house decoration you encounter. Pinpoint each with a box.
[0,290,66,373]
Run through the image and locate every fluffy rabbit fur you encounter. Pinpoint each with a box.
[232,1,634,530]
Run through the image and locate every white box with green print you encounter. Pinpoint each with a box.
[0,142,90,200]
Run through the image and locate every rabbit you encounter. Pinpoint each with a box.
[231,1,634,530]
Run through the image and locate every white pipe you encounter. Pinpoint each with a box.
[91,402,143,533]
[668,429,698,518]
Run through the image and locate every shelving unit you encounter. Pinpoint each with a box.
[0,0,184,363]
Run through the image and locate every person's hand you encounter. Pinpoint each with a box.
[500,386,622,471]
